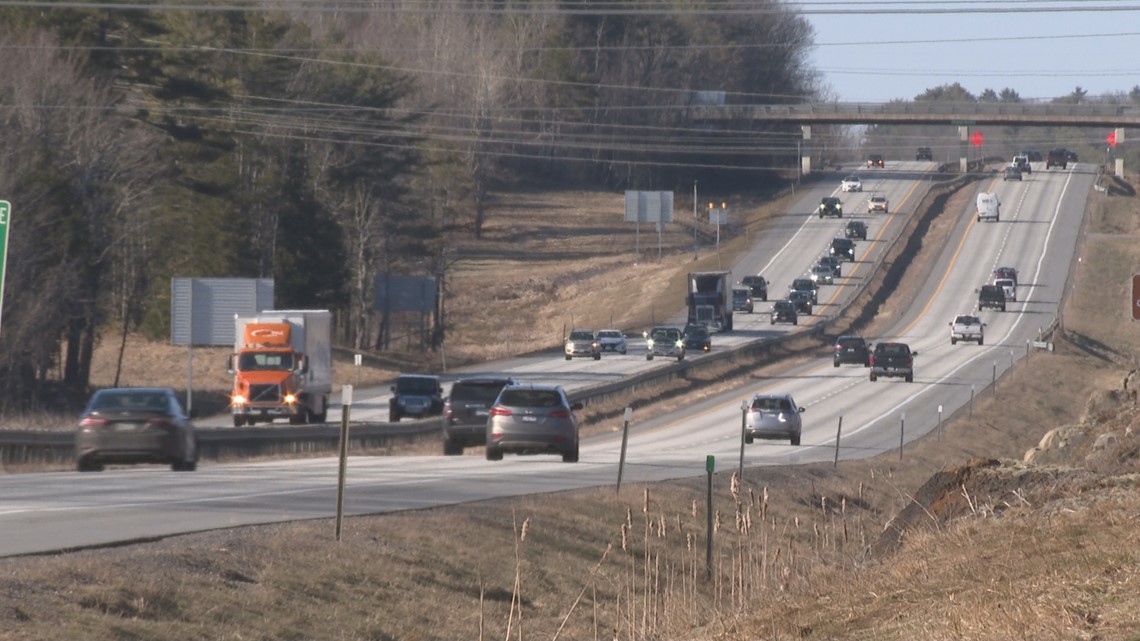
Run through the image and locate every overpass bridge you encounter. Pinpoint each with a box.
[691,101,1139,174]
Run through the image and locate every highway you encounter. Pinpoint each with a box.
[0,162,1093,556]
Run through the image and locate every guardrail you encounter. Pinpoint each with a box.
[0,172,979,467]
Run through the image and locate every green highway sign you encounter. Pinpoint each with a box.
[0,200,9,334]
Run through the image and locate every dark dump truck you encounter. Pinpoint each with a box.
[1046,148,1068,170]
[687,271,733,332]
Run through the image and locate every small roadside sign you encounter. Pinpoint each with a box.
[0,201,10,334]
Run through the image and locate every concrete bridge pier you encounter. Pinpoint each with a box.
[959,125,970,173]
[801,125,812,175]
[1115,127,1125,176]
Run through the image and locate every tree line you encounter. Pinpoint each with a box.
[0,1,819,410]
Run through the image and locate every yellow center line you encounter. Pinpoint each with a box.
[895,174,1001,337]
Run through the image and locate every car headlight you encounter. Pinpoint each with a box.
[777,413,787,423]
[646,339,655,349]
[675,340,684,349]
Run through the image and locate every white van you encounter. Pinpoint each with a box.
[976,192,1000,223]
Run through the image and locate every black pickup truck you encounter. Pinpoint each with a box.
[869,342,917,383]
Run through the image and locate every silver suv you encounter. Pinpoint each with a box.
[564,329,601,360]
[442,377,516,455]
[744,393,804,446]
[644,326,685,361]
[485,384,581,463]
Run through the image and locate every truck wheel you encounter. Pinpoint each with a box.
[770,318,775,325]
[951,337,957,345]
[443,439,462,456]
[978,337,984,346]
[593,353,601,361]
[389,408,401,423]
[833,360,839,368]
[620,348,627,355]
[233,416,245,428]
[485,447,503,461]
[870,374,877,382]
[793,319,798,326]
[565,354,572,361]
[744,434,754,444]
[791,434,801,446]
[646,354,654,361]
[906,373,914,383]
[562,444,579,463]
[678,354,684,362]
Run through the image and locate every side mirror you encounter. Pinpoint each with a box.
[571,402,583,411]
[297,355,309,374]
[798,407,806,413]
[642,331,649,339]
[911,351,920,357]
[226,354,235,375]
[390,385,396,393]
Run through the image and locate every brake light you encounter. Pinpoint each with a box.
[80,417,108,430]
[443,402,453,421]
[489,406,512,417]
[869,355,875,366]
[549,409,571,418]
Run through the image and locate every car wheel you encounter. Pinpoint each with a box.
[562,445,579,463]
[1000,305,1006,312]
[870,374,877,382]
[793,319,798,326]
[744,434,754,444]
[620,349,627,355]
[770,318,775,325]
[565,354,572,361]
[389,408,401,423]
[978,337,984,346]
[443,439,462,456]
[791,434,801,446]
[906,373,914,383]
[833,360,839,368]
[677,354,684,362]
[646,354,653,361]
[485,447,503,461]
[593,353,601,361]
[951,337,957,345]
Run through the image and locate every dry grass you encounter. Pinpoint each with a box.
[3,178,1140,640]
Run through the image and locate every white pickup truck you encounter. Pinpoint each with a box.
[949,314,985,345]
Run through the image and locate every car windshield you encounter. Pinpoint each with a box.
[497,389,563,408]
[751,396,793,412]
[90,391,170,413]
[450,382,509,403]
[837,338,863,348]
[569,331,594,340]
[597,330,621,339]
[396,377,438,394]
[733,291,749,300]
[876,344,907,355]
[237,352,294,371]
[651,328,678,340]
[956,316,979,325]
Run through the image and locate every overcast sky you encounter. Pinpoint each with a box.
[805,4,1140,103]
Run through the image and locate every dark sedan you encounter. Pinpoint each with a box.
[75,387,198,472]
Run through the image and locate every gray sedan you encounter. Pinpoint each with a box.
[485,384,581,462]
[744,393,804,446]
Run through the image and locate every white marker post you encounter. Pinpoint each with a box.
[335,385,353,541]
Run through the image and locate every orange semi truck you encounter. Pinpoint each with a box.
[227,310,332,427]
